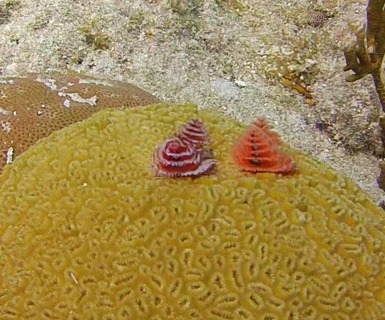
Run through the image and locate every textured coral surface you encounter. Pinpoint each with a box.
[0,104,384,319]
[0,74,160,168]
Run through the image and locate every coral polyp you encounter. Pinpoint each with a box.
[232,118,295,174]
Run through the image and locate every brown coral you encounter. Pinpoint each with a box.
[0,73,160,168]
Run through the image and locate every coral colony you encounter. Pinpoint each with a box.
[0,74,159,169]
[154,117,295,177]
[1,104,383,318]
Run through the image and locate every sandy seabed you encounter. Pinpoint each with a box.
[0,0,383,204]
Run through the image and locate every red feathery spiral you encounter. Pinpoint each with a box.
[153,119,216,177]
[178,119,209,149]
[232,118,295,174]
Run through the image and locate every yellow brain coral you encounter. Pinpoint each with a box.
[0,73,160,168]
[0,104,384,319]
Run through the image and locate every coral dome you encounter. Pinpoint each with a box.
[0,103,384,319]
[0,73,160,168]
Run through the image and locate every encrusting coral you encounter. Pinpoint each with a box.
[0,73,160,168]
[0,104,384,319]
